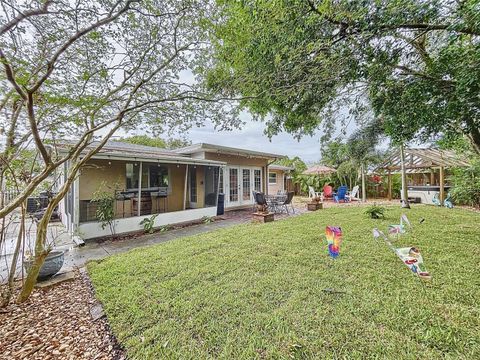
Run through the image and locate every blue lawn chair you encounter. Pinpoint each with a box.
[334,185,349,203]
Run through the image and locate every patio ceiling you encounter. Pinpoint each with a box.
[375,147,470,173]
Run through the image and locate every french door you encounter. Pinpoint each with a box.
[225,166,262,208]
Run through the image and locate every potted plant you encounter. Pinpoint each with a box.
[307,196,323,211]
[253,203,274,223]
[24,249,65,281]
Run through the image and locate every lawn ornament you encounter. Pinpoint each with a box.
[323,226,345,295]
[444,193,453,208]
[388,214,411,237]
[433,192,454,208]
[373,229,431,280]
[325,226,342,258]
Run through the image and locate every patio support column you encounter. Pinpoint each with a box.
[387,171,392,201]
[264,166,268,195]
[439,166,445,204]
[400,144,410,209]
[430,170,435,185]
[361,163,366,202]
[183,164,188,210]
[137,161,142,217]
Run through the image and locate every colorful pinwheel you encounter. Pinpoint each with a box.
[325,226,342,258]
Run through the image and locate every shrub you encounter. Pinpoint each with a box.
[140,214,159,234]
[449,160,480,208]
[91,183,116,235]
[365,204,386,219]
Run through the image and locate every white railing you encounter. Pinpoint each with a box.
[0,190,21,206]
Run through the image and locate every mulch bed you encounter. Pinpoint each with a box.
[0,270,124,360]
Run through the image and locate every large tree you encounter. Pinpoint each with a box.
[0,0,238,303]
[206,0,480,152]
[119,135,191,149]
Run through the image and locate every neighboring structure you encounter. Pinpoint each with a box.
[303,165,336,176]
[58,141,284,239]
[375,148,470,204]
[267,164,294,194]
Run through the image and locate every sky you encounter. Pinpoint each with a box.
[183,115,324,164]
[115,109,360,164]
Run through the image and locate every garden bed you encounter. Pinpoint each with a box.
[0,270,124,360]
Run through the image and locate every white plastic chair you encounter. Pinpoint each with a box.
[308,186,320,198]
[346,185,360,201]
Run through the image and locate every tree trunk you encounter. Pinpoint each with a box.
[1,203,25,307]
[361,163,366,202]
[468,130,480,155]
[17,160,80,302]
[400,144,410,209]
[17,204,52,303]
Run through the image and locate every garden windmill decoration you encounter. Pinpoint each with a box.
[373,228,431,280]
[326,226,342,258]
[323,226,345,294]
[388,214,411,237]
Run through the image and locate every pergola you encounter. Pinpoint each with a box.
[375,148,470,202]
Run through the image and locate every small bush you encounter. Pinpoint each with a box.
[202,216,215,224]
[365,204,386,219]
[140,214,158,234]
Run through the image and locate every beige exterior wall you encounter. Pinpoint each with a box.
[79,159,125,201]
[204,152,268,168]
[169,164,188,211]
[204,152,269,194]
[268,169,285,194]
[195,165,205,208]
[78,159,189,216]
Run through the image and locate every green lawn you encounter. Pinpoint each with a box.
[88,206,480,359]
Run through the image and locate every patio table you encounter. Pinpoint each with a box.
[265,194,287,213]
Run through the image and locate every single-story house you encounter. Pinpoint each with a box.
[267,164,294,194]
[57,141,286,240]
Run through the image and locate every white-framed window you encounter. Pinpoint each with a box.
[269,172,277,184]
[126,163,170,190]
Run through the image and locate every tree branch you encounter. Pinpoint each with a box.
[0,0,53,36]
[29,0,138,93]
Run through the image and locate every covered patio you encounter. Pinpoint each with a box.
[376,148,470,204]
[59,143,225,240]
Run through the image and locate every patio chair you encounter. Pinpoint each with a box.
[308,186,320,198]
[278,191,295,214]
[346,185,360,201]
[323,185,333,200]
[254,192,271,212]
[334,185,349,203]
[252,190,258,211]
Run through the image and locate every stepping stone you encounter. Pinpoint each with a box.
[90,303,105,321]
[35,271,75,288]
